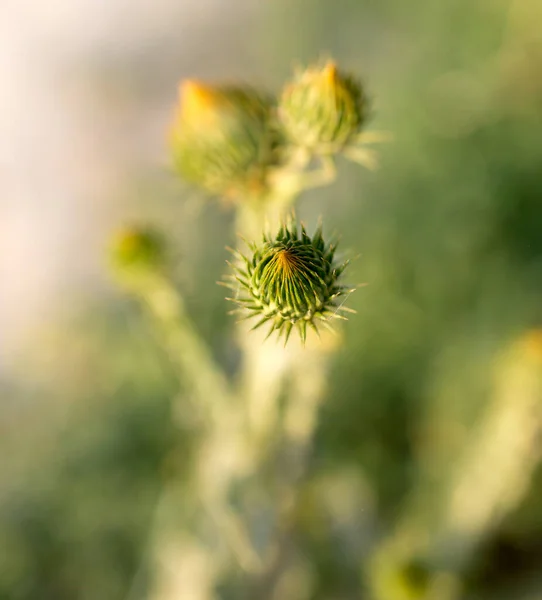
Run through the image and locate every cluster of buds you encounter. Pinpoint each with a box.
[169,60,376,202]
[109,60,377,344]
[166,61,372,343]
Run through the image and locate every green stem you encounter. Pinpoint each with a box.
[232,164,340,590]
[252,345,333,599]
[126,271,263,574]
[135,271,233,417]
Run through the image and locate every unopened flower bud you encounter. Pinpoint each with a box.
[279,61,368,153]
[110,226,166,275]
[169,80,278,199]
[224,219,353,344]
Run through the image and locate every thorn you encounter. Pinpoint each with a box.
[320,320,337,335]
[308,320,321,339]
[299,320,307,346]
[343,146,379,170]
[264,324,277,341]
[283,322,294,347]
[225,246,244,259]
[250,316,269,331]
[225,297,253,305]
[338,305,357,314]
[354,130,394,144]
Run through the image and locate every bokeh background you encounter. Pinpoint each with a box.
[2,0,542,598]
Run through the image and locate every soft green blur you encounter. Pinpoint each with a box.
[2,0,542,598]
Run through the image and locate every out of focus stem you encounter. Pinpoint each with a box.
[124,271,263,572]
[134,271,233,417]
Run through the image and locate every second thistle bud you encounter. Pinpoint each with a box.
[279,61,368,154]
[224,219,353,344]
[169,81,279,199]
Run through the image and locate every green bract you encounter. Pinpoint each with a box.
[224,220,353,344]
[170,81,280,200]
[279,61,367,153]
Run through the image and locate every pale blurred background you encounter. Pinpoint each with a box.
[2,0,542,598]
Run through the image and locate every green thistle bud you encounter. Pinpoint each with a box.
[223,219,353,344]
[169,80,279,199]
[374,560,431,600]
[110,226,166,276]
[279,61,368,154]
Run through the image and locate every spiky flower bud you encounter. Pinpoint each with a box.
[169,80,279,199]
[224,219,353,344]
[110,226,166,276]
[279,61,368,154]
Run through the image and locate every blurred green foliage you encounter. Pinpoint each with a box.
[2,0,542,598]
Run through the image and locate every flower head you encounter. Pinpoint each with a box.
[169,80,279,199]
[279,61,368,154]
[224,219,353,344]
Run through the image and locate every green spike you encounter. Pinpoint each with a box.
[338,305,357,314]
[299,320,307,345]
[251,316,271,331]
[308,320,321,339]
[283,322,294,346]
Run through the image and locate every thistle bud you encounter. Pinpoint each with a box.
[279,61,368,153]
[224,219,353,344]
[110,226,166,276]
[169,80,278,199]
[372,558,432,600]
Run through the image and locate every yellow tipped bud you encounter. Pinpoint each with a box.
[175,80,224,130]
[279,61,368,153]
[321,61,339,85]
[169,80,280,200]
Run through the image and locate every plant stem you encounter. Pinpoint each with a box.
[134,271,233,418]
[126,271,262,580]
[252,342,333,599]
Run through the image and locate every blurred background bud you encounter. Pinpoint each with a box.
[369,539,439,600]
[376,560,431,600]
[109,226,166,277]
[279,61,367,154]
[169,81,280,200]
